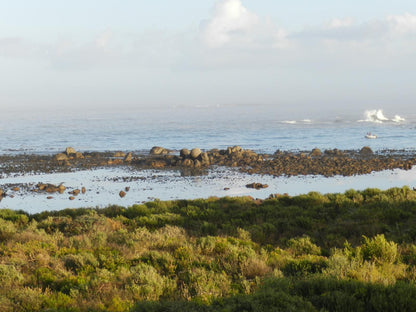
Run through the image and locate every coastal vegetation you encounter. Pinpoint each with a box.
[1,186,416,311]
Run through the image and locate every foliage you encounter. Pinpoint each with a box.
[0,186,416,311]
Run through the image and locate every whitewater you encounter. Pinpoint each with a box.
[1,108,416,155]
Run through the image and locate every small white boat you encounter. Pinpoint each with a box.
[365,133,377,139]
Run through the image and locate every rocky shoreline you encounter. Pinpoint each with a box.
[1,145,415,178]
[1,145,416,207]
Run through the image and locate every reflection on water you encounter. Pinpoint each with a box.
[1,166,416,213]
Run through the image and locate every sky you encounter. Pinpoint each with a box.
[1,0,416,117]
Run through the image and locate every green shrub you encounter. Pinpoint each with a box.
[287,236,321,256]
[359,234,398,264]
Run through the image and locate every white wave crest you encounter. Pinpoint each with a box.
[357,109,406,123]
[282,120,297,124]
[392,115,405,123]
[358,109,389,123]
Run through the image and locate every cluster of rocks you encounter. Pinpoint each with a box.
[55,147,84,162]
[134,145,263,170]
[243,147,415,177]
[127,145,416,177]
[31,183,87,200]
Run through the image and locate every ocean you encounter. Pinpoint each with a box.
[2,108,416,155]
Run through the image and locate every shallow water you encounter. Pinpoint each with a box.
[1,166,416,213]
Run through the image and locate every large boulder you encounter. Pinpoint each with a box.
[150,146,168,155]
[310,148,322,157]
[190,148,202,160]
[180,148,190,158]
[360,146,373,156]
[65,147,77,155]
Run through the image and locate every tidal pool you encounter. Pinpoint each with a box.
[1,166,416,213]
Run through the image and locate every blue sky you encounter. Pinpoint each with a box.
[1,0,416,117]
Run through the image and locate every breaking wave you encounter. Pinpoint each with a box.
[358,109,405,123]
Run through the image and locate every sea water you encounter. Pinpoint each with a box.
[1,107,416,155]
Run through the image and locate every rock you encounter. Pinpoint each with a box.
[0,189,3,197]
[151,160,166,168]
[180,148,190,158]
[360,146,373,156]
[246,182,269,189]
[201,152,210,164]
[58,184,66,192]
[12,187,20,192]
[125,187,130,192]
[150,146,168,155]
[227,146,242,155]
[310,148,322,157]
[75,152,84,159]
[224,187,230,191]
[124,152,132,162]
[65,147,77,155]
[55,153,68,161]
[114,151,125,157]
[182,159,193,167]
[119,191,126,198]
[69,196,75,200]
[69,189,80,196]
[194,160,201,168]
[190,148,202,159]
[47,196,53,199]
[81,187,86,194]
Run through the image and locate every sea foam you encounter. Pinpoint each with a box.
[358,109,405,123]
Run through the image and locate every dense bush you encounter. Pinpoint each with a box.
[1,186,416,311]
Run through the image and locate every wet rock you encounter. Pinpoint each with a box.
[224,187,230,191]
[150,146,168,155]
[125,186,130,192]
[69,196,75,200]
[360,146,373,156]
[246,182,269,189]
[69,189,80,196]
[114,151,126,157]
[201,152,210,165]
[0,189,3,198]
[47,196,53,199]
[75,152,84,159]
[119,191,126,198]
[194,159,201,168]
[124,152,132,162]
[190,148,202,160]
[65,147,77,155]
[182,159,193,167]
[55,153,69,161]
[12,187,20,192]
[58,184,66,192]
[180,148,190,158]
[310,148,322,157]
[151,160,166,168]
[81,187,86,194]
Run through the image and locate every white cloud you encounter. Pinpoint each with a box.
[200,0,287,49]
[386,13,416,35]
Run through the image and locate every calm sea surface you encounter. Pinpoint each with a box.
[1,107,416,155]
